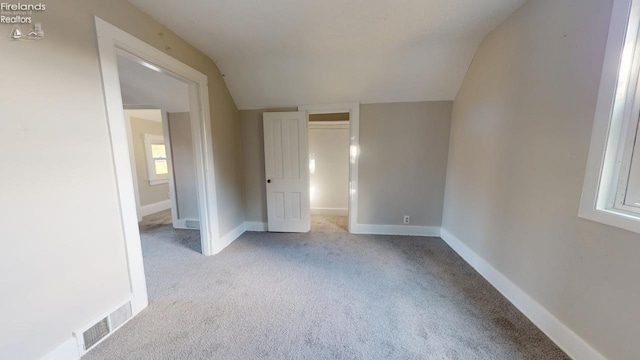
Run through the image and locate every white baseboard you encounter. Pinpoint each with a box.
[311,207,348,216]
[212,222,246,254]
[42,338,79,360]
[351,224,441,237]
[139,199,171,218]
[172,218,199,230]
[439,229,606,360]
[245,221,268,231]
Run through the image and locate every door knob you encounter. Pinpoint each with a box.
[267,179,271,183]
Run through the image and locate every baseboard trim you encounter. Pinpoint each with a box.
[213,222,246,254]
[139,199,171,218]
[42,337,79,360]
[173,218,199,230]
[311,207,348,216]
[351,224,441,237]
[439,229,606,360]
[245,221,268,231]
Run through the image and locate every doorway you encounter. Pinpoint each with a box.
[308,112,350,233]
[299,103,361,234]
[95,17,220,315]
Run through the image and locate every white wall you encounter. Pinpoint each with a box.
[0,1,243,358]
[309,123,350,214]
[168,112,199,221]
[442,0,640,358]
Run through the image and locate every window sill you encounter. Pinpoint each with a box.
[149,179,168,186]
[578,206,640,235]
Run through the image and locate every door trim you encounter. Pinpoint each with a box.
[298,103,360,233]
[95,17,221,315]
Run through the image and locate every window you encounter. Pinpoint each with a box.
[144,134,169,185]
[580,0,640,234]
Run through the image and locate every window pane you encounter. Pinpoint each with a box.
[151,144,166,159]
[154,159,168,175]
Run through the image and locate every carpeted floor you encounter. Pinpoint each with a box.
[85,214,567,359]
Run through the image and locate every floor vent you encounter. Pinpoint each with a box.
[186,219,200,229]
[74,299,133,354]
[109,301,132,329]
[83,317,109,350]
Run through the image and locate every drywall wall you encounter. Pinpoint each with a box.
[359,102,451,226]
[129,116,170,206]
[168,112,199,221]
[442,0,640,358]
[241,102,451,227]
[309,123,350,213]
[0,0,243,358]
[240,108,297,223]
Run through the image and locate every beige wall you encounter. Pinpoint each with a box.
[359,102,451,226]
[241,102,451,226]
[442,0,640,358]
[0,1,243,358]
[130,117,170,206]
[240,108,296,223]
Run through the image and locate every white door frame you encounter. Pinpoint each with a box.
[95,17,221,315]
[298,103,360,232]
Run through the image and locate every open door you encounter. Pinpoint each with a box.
[263,111,310,232]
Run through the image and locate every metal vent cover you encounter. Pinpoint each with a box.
[83,317,109,350]
[109,301,132,330]
[185,220,200,229]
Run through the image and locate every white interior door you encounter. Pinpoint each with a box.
[263,111,310,232]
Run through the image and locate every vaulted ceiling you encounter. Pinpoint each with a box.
[129,0,525,110]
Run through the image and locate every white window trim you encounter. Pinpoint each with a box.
[580,0,640,234]
[144,133,169,185]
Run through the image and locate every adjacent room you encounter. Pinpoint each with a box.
[2,0,639,359]
[308,112,350,233]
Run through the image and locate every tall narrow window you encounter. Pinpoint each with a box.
[144,134,169,185]
[580,0,640,233]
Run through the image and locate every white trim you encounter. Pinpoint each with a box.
[298,103,360,234]
[138,199,171,218]
[123,108,144,222]
[245,221,268,231]
[311,207,348,216]
[42,338,79,360]
[579,0,640,234]
[148,179,168,186]
[351,224,441,237]
[72,298,134,357]
[172,218,200,230]
[440,229,606,360]
[308,121,349,130]
[95,16,223,318]
[214,222,246,254]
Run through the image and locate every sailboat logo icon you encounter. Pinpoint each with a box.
[10,25,22,40]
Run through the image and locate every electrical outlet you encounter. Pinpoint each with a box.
[403,215,410,224]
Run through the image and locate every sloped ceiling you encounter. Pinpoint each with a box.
[129,0,525,110]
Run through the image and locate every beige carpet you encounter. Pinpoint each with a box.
[85,215,567,359]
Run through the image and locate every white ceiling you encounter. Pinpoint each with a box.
[129,0,525,110]
[117,54,191,113]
